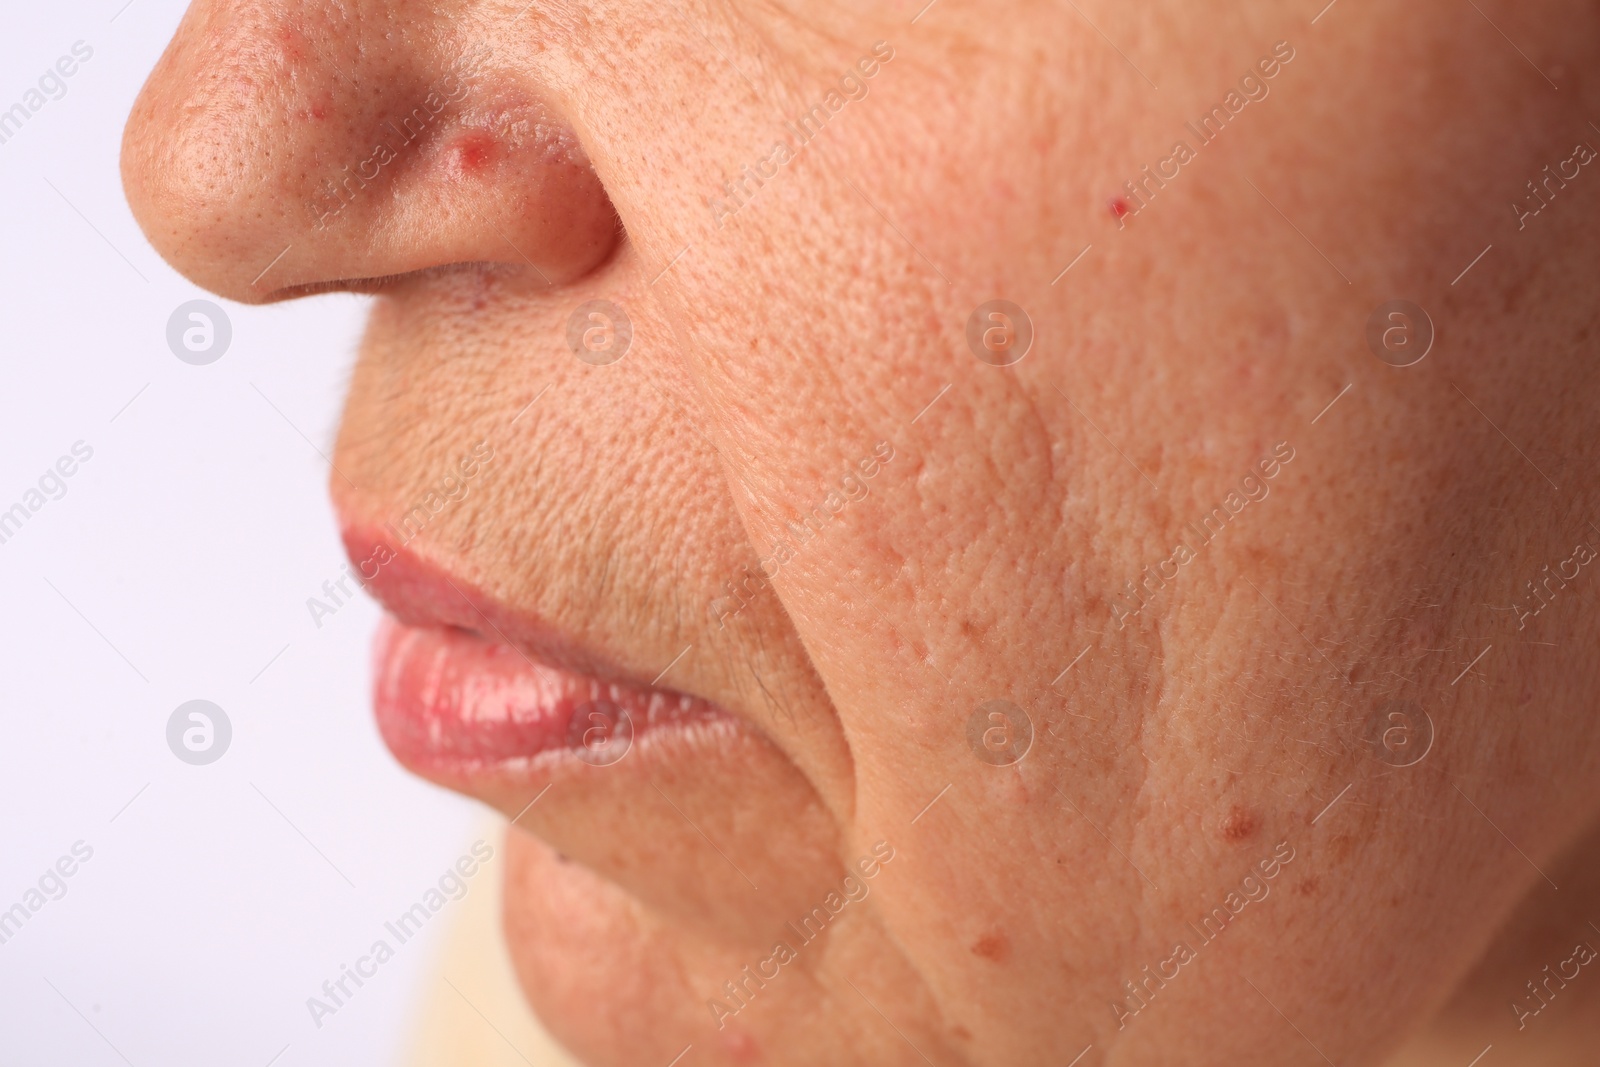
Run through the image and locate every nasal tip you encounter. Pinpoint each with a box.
[120,4,621,304]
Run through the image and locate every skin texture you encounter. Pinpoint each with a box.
[122,1,1600,1064]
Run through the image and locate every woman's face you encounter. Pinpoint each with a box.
[123,1,1600,1063]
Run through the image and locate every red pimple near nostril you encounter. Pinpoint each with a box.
[446,131,498,176]
[295,95,331,122]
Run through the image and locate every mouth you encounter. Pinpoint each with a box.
[374,618,725,775]
[338,526,842,948]
[344,524,736,802]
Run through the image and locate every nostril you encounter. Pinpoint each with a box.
[290,79,622,292]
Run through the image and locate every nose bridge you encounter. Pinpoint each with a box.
[121,1,620,302]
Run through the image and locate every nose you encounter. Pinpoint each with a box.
[121,2,619,302]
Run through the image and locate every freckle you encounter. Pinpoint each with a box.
[1110,197,1131,220]
[447,130,498,176]
[1295,877,1320,896]
[1221,805,1259,843]
[951,1024,973,1040]
[971,931,1010,962]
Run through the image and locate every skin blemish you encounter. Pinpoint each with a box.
[719,1028,761,1064]
[446,130,499,177]
[971,931,1011,962]
[1110,197,1131,221]
[1221,805,1259,843]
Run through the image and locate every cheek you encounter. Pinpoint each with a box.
[1224,301,1292,396]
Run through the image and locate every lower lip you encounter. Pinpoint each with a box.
[373,617,715,771]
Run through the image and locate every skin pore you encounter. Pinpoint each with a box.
[122,1,1600,1064]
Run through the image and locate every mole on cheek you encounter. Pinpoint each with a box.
[971,931,1011,962]
[1221,805,1259,843]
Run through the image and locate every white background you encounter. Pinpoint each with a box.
[0,3,482,1064]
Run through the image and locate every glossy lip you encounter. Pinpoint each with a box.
[343,524,732,777]
[374,617,719,772]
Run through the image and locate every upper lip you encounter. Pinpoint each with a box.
[339,521,660,691]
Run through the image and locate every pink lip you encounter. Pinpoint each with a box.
[344,524,724,772]
[374,618,715,769]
